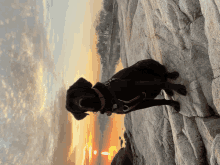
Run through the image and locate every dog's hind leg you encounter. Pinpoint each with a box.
[171,84,187,96]
[166,71,179,80]
[135,81,187,96]
[164,89,174,96]
[164,72,180,96]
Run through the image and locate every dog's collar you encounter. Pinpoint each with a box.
[92,81,146,114]
[92,87,105,111]
[93,82,115,113]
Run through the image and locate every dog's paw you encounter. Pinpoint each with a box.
[171,101,180,112]
[176,84,187,96]
[167,71,179,80]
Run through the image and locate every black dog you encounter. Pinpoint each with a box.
[66,59,187,120]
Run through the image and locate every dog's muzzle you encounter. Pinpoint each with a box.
[78,97,93,109]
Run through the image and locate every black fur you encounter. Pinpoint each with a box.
[66,59,187,120]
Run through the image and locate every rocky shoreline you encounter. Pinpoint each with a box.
[111,0,220,164]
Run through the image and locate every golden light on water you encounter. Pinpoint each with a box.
[101,152,109,155]
[73,70,86,82]
[94,150,97,155]
[101,146,118,161]
[108,146,118,160]
[82,132,94,164]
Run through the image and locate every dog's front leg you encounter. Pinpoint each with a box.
[135,81,187,96]
[127,99,180,113]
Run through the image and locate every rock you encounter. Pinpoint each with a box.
[111,148,132,165]
[115,0,220,164]
[111,132,133,165]
[211,134,220,165]
[190,16,208,48]
[179,0,201,22]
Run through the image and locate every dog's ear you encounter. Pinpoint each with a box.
[68,77,92,92]
[72,112,89,120]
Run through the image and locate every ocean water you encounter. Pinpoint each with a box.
[0,0,66,164]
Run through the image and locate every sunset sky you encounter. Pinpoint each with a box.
[0,0,126,164]
[46,0,125,164]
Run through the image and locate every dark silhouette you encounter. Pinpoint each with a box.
[66,59,187,120]
[94,0,120,69]
[111,132,133,165]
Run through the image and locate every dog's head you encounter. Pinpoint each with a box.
[66,77,101,120]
